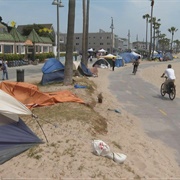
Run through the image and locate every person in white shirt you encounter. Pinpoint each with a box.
[161,64,176,92]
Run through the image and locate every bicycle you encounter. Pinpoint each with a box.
[160,77,176,100]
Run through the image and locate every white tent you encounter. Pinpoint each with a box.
[0,90,32,122]
[88,48,94,52]
[98,49,107,53]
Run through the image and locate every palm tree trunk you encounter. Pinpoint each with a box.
[64,0,76,85]
[149,1,154,59]
[84,0,90,67]
[82,0,86,65]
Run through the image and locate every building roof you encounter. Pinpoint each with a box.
[27,29,43,43]
[10,28,26,42]
[0,32,14,42]
[17,24,53,34]
[41,36,53,44]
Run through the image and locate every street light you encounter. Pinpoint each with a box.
[52,0,64,61]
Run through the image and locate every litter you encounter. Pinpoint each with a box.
[92,140,127,164]
[108,108,121,113]
[74,84,87,89]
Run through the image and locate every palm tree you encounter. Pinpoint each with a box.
[82,0,86,65]
[149,0,154,59]
[152,17,160,55]
[173,39,180,53]
[142,14,150,50]
[168,26,178,51]
[63,0,76,85]
[82,0,90,66]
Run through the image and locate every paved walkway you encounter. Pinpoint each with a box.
[109,61,180,164]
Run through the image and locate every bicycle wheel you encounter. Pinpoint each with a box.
[169,87,176,100]
[134,66,137,75]
[160,83,166,96]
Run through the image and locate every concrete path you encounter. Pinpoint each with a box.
[109,60,180,165]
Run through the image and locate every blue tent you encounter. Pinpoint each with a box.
[119,52,139,63]
[0,115,43,164]
[78,62,93,76]
[115,56,124,67]
[42,58,64,74]
[41,58,65,85]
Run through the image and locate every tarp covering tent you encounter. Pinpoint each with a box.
[119,52,139,63]
[115,56,125,67]
[78,62,93,77]
[0,90,42,164]
[0,81,84,109]
[163,52,173,61]
[41,58,65,85]
[92,58,110,68]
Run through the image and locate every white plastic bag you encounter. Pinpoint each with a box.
[92,140,110,156]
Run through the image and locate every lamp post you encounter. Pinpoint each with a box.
[52,0,64,61]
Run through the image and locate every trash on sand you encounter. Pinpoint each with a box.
[74,84,87,89]
[92,140,127,164]
[107,108,121,113]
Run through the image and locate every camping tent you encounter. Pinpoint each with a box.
[98,48,106,53]
[92,58,110,68]
[0,89,42,164]
[163,52,173,61]
[78,62,93,76]
[119,52,139,63]
[41,58,65,85]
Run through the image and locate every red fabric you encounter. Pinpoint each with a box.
[0,81,84,109]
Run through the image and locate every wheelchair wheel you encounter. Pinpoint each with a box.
[160,83,166,96]
[169,86,176,100]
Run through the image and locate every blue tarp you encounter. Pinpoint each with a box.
[119,52,139,63]
[115,58,124,67]
[0,115,42,164]
[42,58,64,74]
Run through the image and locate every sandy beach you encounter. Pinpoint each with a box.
[1,58,180,179]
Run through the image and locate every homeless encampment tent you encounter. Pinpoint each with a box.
[0,89,42,164]
[119,52,139,63]
[0,81,84,109]
[163,52,173,61]
[92,58,110,68]
[41,58,65,85]
[78,62,93,77]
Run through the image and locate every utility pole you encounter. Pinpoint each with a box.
[110,17,114,54]
[127,29,130,49]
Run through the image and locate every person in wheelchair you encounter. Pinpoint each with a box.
[161,64,176,92]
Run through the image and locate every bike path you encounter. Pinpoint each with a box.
[108,61,180,164]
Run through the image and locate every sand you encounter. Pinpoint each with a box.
[1,59,180,179]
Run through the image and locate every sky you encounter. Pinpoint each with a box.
[0,0,180,42]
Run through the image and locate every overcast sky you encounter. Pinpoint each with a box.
[0,0,180,42]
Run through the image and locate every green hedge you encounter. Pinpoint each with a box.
[0,53,55,62]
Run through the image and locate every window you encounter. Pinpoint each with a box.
[43,46,48,53]
[76,37,80,39]
[100,43,103,45]
[4,45,13,53]
[76,43,79,45]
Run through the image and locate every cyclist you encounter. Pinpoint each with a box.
[132,56,140,74]
[161,64,176,92]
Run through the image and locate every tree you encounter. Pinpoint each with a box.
[142,14,150,50]
[173,39,180,53]
[168,26,178,51]
[149,0,154,59]
[63,0,76,85]
[82,0,86,65]
[158,34,170,53]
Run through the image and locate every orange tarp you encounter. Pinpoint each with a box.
[0,81,84,109]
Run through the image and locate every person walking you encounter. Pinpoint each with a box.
[1,60,8,80]
[112,57,116,71]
